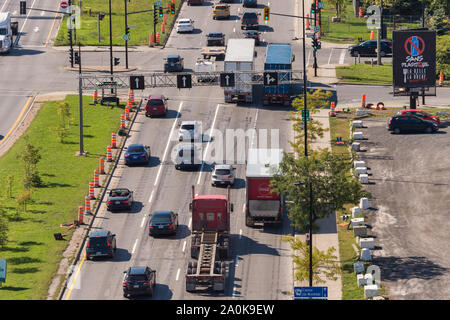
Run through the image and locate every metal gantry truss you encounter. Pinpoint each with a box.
[80,70,305,90]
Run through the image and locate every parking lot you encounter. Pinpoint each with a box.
[358,116,450,300]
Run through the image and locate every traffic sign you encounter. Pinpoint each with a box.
[263,72,278,86]
[301,109,310,121]
[155,1,162,6]
[314,26,320,33]
[123,34,130,41]
[306,33,314,38]
[177,74,192,89]
[60,1,69,13]
[0,259,6,283]
[220,73,235,87]
[294,286,328,300]
[318,1,324,9]
[130,76,145,90]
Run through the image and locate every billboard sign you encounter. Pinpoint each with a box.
[393,29,436,88]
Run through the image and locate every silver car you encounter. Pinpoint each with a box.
[211,164,235,186]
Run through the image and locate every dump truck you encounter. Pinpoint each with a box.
[245,148,284,226]
[224,38,255,103]
[263,43,294,106]
[186,185,233,293]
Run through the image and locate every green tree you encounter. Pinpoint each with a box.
[0,204,8,248]
[5,174,14,198]
[436,35,450,78]
[430,7,448,35]
[15,189,32,217]
[327,0,346,18]
[53,124,69,143]
[56,101,72,128]
[283,236,341,284]
[18,137,42,189]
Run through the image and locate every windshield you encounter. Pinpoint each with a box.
[167,57,179,62]
[128,146,144,153]
[152,213,171,223]
[0,28,7,35]
[147,99,163,106]
[179,20,190,24]
[181,124,195,130]
[110,190,129,197]
[88,237,107,247]
[128,274,147,281]
[243,13,257,19]
[215,169,230,175]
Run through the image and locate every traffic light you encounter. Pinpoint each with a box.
[170,3,176,15]
[69,49,74,65]
[263,6,270,21]
[67,29,72,43]
[311,3,316,15]
[153,5,158,24]
[159,6,163,17]
[312,38,321,50]
[114,57,120,66]
[98,12,105,21]
[126,25,130,34]
[74,51,80,65]
[20,1,26,15]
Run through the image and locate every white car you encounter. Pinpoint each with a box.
[178,121,202,142]
[176,18,194,33]
[211,164,235,186]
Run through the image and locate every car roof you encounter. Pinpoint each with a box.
[148,95,164,100]
[167,55,180,59]
[179,18,192,22]
[129,267,147,275]
[128,144,144,148]
[89,230,109,238]
[215,164,232,170]
[208,32,224,36]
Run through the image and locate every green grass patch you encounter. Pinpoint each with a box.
[336,63,392,84]
[0,95,123,299]
[321,0,421,44]
[54,0,182,46]
[329,116,352,156]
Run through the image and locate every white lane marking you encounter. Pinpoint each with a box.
[131,239,138,254]
[175,268,181,281]
[1,0,10,13]
[250,108,259,148]
[327,48,333,65]
[242,203,245,213]
[233,27,235,33]
[188,217,192,229]
[33,26,39,33]
[154,101,183,186]
[339,49,346,64]
[307,49,312,66]
[40,10,45,16]
[19,0,38,33]
[148,190,154,203]
[234,256,239,267]
[239,229,243,239]
[182,241,187,252]
[197,104,220,185]
[140,216,146,228]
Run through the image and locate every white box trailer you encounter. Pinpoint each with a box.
[0,12,17,54]
[224,38,255,103]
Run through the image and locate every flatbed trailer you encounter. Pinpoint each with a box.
[201,46,226,59]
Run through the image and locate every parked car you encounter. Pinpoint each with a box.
[173,143,202,170]
[387,114,438,134]
[123,266,156,298]
[211,164,235,186]
[145,95,168,117]
[148,211,179,236]
[348,39,392,57]
[107,188,134,211]
[164,55,184,73]
[176,18,194,33]
[213,4,230,19]
[187,0,203,5]
[241,11,259,30]
[206,32,225,46]
[397,109,440,126]
[244,30,260,45]
[86,230,116,260]
[178,120,202,141]
[243,0,257,8]
[124,144,151,166]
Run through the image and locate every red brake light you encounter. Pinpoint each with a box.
[107,242,110,247]
[107,201,112,204]
[144,281,150,285]
[124,154,129,157]
[87,243,90,248]
[168,224,174,229]
[123,282,128,286]
[149,225,153,228]
[122,200,129,203]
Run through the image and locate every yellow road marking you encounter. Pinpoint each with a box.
[65,253,86,300]
[0,96,33,147]
[44,3,60,47]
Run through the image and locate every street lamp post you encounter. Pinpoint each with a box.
[124,0,129,69]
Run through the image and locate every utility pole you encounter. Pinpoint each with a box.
[109,0,113,76]
[68,0,74,68]
[77,42,84,156]
[313,4,318,76]
[376,0,383,66]
[421,0,426,105]
[124,0,129,69]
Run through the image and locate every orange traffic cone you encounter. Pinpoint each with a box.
[125,105,130,121]
[370,30,374,40]
[149,33,154,47]
[89,181,95,199]
[362,94,366,108]
[111,132,117,149]
[94,169,100,188]
[85,196,91,215]
[78,206,84,224]
[106,145,113,162]
[329,101,336,117]
[128,89,135,105]
[439,72,444,86]
[120,114,126,129]
[359,8,363,18]
[161,23,166,34]
[156,32,161,43]
[306,14,310,30]
[93,90,98,104]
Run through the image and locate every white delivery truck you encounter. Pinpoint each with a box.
[0,12,18,54]
[224,38,255,103]
[195,58,217,82]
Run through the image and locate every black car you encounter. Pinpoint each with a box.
[86,230,116,260]
[206,32,225,46]
[148,211,179,236]
[243,0,257,7]
[107,188,134,211]
[164,55,184,73]
[241,11,259,30]
[348,40,392,57]
[123,266,156,298]
[244,30,260,45]
[387,115,438,134]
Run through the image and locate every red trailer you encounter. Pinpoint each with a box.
[186,186,233,292]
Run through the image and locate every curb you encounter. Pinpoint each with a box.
[56,100,141,300]
[336,82,392,87]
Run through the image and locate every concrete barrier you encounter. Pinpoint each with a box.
[353,132,364,140]
[352,120,363,128]
[364,284,379,299]
[352,206,363,217]
[353,225,367,237]
[357,274,366,287]
[356,109,371,116]
[353,261,365,274]
[360,197,369,210]
[360,237,375,249]
[355,167,367,175]
[359,174,369,184]
[352,142,360,151]
[351,217,365,227]
[354,160,365,168]
[361,248,372,261]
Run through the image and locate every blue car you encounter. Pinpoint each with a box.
[124,144,151,165]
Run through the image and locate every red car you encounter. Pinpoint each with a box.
[397,109,440,125]
[145,95,168,117]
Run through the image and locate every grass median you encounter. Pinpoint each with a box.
[0,95,123,299]
[54,0,182,46]
[336,63,393,85]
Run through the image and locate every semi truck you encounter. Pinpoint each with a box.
[186,185,233,292]
[263,43,294,106]
[224,38,255,103]
[245,148,284,227]
[0,12,18,54]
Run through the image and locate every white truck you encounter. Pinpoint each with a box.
[224,38,255,103]
[0,12,18,54]
[195,58,217,82]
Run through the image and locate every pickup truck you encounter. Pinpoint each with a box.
[164,55,184,73]
[206,32,225,47]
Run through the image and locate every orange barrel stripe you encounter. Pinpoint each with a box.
[89,181,95,199]
[78,206,84,224]
[306,14,310,30]
[99,157,105,174]
[362,94,366,108]
[121,114,126,129]
[94,169,100,187]
[111,132,117,148]
[106,145,113,162]
[149,33,154,47]
[85,195,91,215]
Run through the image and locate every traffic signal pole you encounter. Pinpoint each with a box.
[68,0,74,68]
[125,0,129,69]
[313,5,318,77]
